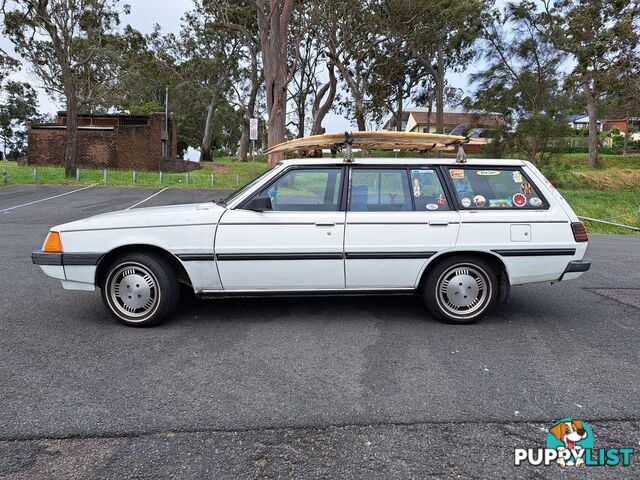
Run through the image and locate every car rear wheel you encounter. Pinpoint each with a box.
[423,255,498,324]
[101,252,179,327]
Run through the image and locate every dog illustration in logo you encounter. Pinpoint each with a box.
[549,419,588,467]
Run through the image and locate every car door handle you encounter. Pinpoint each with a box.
[315,222,336,227]
[429,221,449,227]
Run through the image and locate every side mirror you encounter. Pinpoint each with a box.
[244,195,272,212]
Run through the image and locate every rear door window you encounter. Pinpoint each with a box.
[410,169,450,211]
[448,168,547,209]
[349,169,412,211]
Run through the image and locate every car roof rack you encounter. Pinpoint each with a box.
[264,131,486,163]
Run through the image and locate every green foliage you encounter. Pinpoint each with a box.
[0,80,40,159]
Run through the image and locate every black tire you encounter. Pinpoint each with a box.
[422,255,498,324]
[101,252,180,327]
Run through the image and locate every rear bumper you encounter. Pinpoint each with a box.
[559,260,591,281]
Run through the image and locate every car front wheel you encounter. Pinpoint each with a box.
[101,252,179,327]
[423,255,498,324]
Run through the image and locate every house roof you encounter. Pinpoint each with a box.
[565,114,586,122]
[409,111,502,127]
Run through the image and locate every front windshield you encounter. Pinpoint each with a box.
[217,168,275,206]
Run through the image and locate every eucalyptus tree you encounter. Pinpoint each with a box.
[319,0,383,132]
[161,1,241,162]
[416,0,486,134]
[2,0,128,176]
[210,0,295,166]
[288,1,337,138]
[541,0,640,167]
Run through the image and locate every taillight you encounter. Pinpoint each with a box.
[571,222,588,242]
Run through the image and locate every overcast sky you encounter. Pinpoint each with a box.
[1,0,481,156]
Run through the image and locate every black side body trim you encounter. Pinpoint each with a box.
[177,254,217,261]
[216,253,344,261]
[345,252,436,259]
[63,253,103,265]
[492,248,576,257]
[32,251,63,266]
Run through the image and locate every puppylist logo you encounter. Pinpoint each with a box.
[514,418,635,468]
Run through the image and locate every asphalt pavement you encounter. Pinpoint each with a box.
[0,184,639,479]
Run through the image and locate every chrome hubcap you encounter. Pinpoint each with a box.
[437,264,490,318]
[109,263,159,319]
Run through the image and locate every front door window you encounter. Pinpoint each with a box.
[256,168,342,211]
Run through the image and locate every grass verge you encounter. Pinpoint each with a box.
[560,189,639,235]
[0,159,269,190]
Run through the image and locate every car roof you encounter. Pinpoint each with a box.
[278,158,527,167]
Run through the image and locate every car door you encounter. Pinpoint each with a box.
[215,166,346,290]
[344,167,460,288]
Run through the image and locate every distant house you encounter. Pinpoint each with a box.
[383,108,502,135]
[602,119,630,134]
[566,114,603,131]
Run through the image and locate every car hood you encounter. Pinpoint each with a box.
[53,202,226,232]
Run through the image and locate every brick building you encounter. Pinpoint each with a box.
[28,112,179,171]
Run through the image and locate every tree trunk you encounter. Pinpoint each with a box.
[296,93,306,138]
[583,81,598,168]
[354,91,366,131]
[200,100,216,163]
[63,85,79,178]
[310,64,337,136]
[435,45,445,134]
[396,91,403,132]
[238,128,250,162]
[623,112,629,156]
[260,0,294,168]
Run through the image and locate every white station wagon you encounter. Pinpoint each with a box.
[32,136,590,327]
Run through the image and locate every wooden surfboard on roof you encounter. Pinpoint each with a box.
[264,130,487,155]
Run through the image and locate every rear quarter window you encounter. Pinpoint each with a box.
[448,168,548,209]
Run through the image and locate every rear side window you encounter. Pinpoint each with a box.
[350,169,412,211]
[410,169,450,211]
[448,168,547,209]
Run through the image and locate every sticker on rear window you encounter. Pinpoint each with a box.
[461,197,471,207]
[450,169,465,178]
[473,195,486,207]
[512,171,523,183]
[521,182,532,195]
[489,198,513,207]
[530,197,543,207]
[476,170,500,176]
[513,193,527,207]
[426,203,439,210]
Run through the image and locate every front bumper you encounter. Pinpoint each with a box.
[32,251,63,265]
[32,250,101,291]
[559,260,591,281]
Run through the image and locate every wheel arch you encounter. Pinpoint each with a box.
[417,250,511,303]
[95,244,192,289]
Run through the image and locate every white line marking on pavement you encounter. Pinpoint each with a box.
[0,184,96,213]
[126,188,168,210]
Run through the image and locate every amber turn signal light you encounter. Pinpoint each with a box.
[43,231,62,253]
[571,222,588,242]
